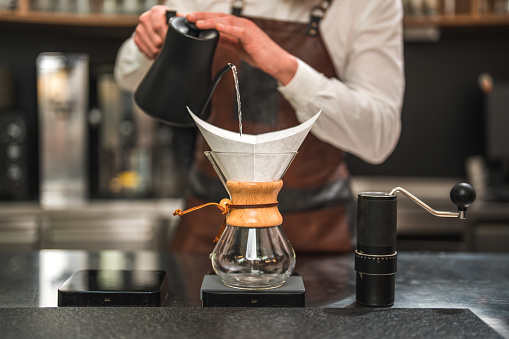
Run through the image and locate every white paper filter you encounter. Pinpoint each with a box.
[188,108,321,182]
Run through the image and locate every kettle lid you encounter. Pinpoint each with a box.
[170,16,218,40]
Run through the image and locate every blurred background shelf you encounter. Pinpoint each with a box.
[1,0,509,29]
[403,0,509,28]
[0,0,156,27]
[0,10,139,27]
[404,13,509,26]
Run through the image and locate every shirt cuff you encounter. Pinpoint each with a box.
[278,58,323,122]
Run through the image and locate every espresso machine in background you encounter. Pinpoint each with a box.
[95,73,152,198]
[0,66,35,201]
[36,52,189,204]
[37,53,89,208]
[93,72,190,200]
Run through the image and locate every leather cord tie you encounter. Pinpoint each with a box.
[173,199,231,217]
[173,199,279,242]
[173,200,279,217]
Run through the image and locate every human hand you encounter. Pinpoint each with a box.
[186,12,298,86]
[134,5,173,59]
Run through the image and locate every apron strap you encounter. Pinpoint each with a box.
[230,0,334,35]
[307,0,333,36]
[231,0,244,16]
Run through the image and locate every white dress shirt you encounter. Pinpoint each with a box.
[114,0,405,164]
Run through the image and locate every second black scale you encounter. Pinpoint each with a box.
[200,274,305,307]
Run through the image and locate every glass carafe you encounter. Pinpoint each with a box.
[210,224,295,289]
[205,151,297,290]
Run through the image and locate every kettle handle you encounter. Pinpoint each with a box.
[165,10,177,22]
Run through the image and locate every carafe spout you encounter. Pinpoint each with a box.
[204,151,231,199]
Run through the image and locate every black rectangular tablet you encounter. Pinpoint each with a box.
[58,270,168,307]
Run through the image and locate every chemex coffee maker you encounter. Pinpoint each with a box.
[355,183,476,307]
[173,111,320,307]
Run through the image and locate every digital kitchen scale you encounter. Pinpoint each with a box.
[200,274,305,307]
[58,269,168,307]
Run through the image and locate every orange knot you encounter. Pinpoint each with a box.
[173,199,232,217]
[172,199,280,244]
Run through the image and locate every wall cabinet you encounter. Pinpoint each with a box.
[2,0,509,29]
[404,0,509,27]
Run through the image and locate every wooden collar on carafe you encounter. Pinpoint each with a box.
[174,179,283,235]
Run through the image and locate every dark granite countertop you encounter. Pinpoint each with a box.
[0,250,507,338]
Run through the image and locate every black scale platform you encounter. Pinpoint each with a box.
[200,274,305,307]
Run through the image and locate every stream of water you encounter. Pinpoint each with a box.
[228,63,242,137]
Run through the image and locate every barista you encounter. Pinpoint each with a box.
[114,0,405,253]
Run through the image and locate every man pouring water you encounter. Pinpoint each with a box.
[114,0,405,253]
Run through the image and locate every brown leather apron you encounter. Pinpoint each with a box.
[171,8,354,254]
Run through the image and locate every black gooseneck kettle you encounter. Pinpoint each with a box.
[134,12,233,127]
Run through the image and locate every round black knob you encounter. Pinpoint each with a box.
[450,183,476,211]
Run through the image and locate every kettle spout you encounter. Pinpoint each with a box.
[197,63,235,119]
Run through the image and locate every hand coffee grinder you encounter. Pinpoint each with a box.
[355,182,476,307]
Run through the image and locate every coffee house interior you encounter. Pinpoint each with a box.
[0,1,509,337]
[1,0,508,253]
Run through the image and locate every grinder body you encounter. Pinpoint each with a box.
[355,192,397,307]
[354,183,476,307]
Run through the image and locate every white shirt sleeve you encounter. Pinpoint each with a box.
[113,34,154,92]
[279,1,405,165]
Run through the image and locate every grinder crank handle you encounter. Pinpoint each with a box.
[389,183,476,219]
